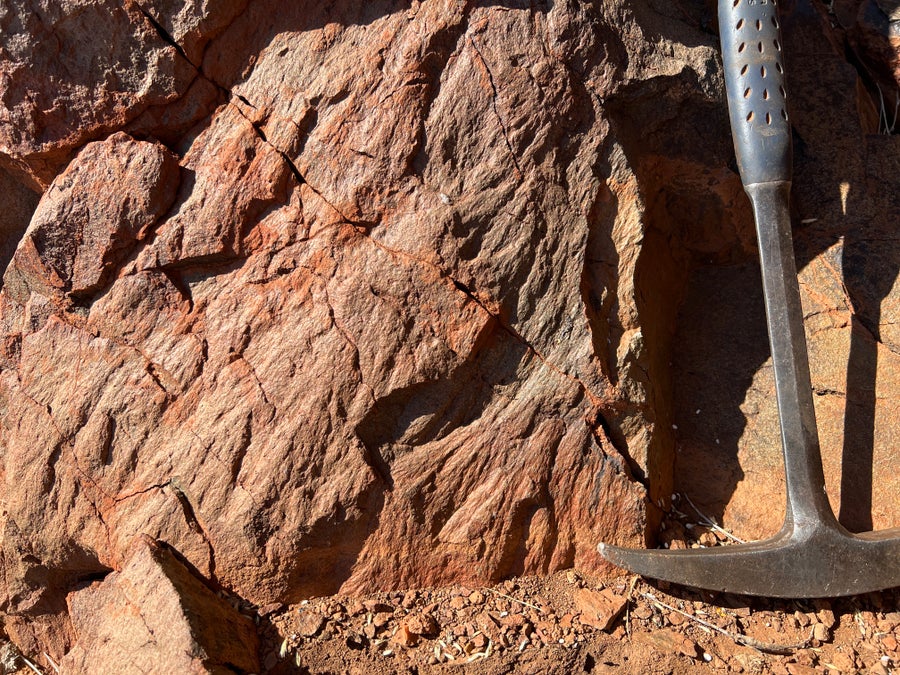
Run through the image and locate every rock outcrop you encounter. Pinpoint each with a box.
[0,0,897,669]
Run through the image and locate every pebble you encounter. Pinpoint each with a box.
[390,624,418,648]
[373,612,392,628]
[296,612,325,637]
[573,587,627,632]
[405,613,438,637]
[813,622,830,643]
[363,600,393,614]
[631,605,653,620]
[830,651,856,671]
[501,613,526,627]
[401,591,418,609]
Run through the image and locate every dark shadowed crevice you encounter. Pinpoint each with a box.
[600,66,744,537]
[0,168,40,285]
[134,3,194,66]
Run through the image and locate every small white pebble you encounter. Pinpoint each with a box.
[382,649,394,657]
[672,424,678,430]
[695,409,701,415]
[703,653,713,662]
[715,438,720,445]
[440,193,452,205]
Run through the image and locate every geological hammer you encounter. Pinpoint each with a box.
[598,0,900,597]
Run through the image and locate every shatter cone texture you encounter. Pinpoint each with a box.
[2,1,723,653]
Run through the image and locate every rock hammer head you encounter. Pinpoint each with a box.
[599,522,900,598]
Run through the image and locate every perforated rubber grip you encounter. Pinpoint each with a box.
[719,0,792,186]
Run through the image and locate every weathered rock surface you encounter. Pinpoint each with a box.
[59,536,259,674]
[0,0,896,669]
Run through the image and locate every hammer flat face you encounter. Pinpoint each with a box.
[599,524,900,598]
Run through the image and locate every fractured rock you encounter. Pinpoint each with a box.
[0,0,896,665]
[60,538,259,675]
[58,536,259,675]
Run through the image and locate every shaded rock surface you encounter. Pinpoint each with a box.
[0,0,896,669]
[673,0,900,539]
[59,536,259,674]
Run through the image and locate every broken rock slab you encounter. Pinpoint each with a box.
[573,587,627,632]
[58,536,259,675]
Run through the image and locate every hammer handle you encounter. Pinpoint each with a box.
[719,0,792,186]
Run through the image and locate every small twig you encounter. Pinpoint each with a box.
[18,654,44,675]
[681,494,746,544]
[485,588,543,612]
[641,592,812,655]
[42,653,60,674]
[626,575,640,637]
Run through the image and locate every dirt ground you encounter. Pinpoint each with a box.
[257,499,899,675]
[259,573,898,675]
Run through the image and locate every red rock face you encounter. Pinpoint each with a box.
[0,0,897,667]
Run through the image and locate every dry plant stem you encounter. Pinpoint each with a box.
[681,494,747,544]
[42,653,60,674]
[626,575,640,637]
[641,592,813,655]
[18,654,43,675]
[484,588,543,612]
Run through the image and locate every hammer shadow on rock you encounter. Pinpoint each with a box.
[669,0,899,538]
[670,263,767,530]
[833,185,900,533]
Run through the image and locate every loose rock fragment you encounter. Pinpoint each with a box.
[297,612,326,638]
[405,613,439,638]
[391,624,418,649]
[57,537,259,674]
[634,628,699,659]
[574,588,627,632]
